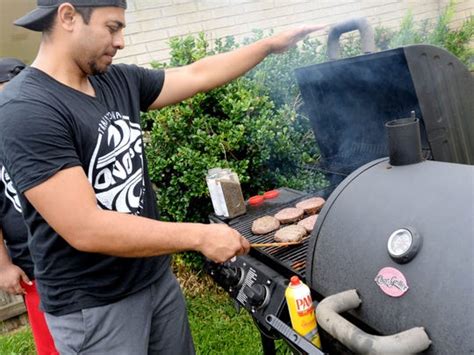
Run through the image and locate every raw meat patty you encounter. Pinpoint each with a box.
[274,207,304,224]
[274,225,307,243]
[295,197,325,215]
[297,214,318,233]
[251,216,280,235]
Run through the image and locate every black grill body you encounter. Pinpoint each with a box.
[206,43,473,354]
[307,158,474,354]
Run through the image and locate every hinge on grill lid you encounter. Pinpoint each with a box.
[265,314,325,355]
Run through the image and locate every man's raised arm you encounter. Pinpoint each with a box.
[150,25,326,109]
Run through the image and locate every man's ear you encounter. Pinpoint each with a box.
[57,3,79,32]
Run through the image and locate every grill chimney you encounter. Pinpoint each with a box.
[385,111,423,166]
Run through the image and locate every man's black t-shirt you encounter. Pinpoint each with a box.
[0,65,169,315]
[0,164,34,279]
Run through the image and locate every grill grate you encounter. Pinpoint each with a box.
[211,187,334,280]
[227,193,318,279]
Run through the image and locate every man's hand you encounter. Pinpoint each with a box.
[197,224,250,263]
[0,263,31,295]
[268,24,327,54]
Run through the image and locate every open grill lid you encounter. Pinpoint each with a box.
[295,44,474,177]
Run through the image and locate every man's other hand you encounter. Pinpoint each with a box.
[0,263,31,295]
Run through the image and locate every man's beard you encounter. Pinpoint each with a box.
[89,61,108,76]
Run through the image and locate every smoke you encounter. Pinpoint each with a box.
[295,48,423,175]
[186,1,438,180]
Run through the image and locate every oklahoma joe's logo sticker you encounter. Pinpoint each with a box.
[374,267,409,297]
[88,112,145,215]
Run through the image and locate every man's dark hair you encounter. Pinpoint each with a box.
[42,6,95,34]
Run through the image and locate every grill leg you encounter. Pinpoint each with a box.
[260,332,276,355]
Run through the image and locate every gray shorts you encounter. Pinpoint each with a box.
[45,268,195,355]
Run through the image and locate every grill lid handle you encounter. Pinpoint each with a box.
[327,17,375,60]
[316,289,432,354]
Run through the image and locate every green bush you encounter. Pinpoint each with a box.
[144,34,325,225]
[440,14,473,67]
[339,1,473,68]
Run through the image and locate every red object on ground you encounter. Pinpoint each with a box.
[248,195,264,206]
[21,280,59,355]
[263,190,280,199]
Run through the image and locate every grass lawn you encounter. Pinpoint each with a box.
[0,270,291,354]
[187,286,291,354]
[0,326,34,355]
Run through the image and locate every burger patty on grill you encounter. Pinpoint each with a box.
[297,214,318,233]
[274,207,304,224]
[295,197,325,215]
[251,215,280,235]
[274,225,307,242]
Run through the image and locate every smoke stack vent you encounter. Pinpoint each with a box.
[385,111,423,166]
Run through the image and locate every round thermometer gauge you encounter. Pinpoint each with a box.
[387,228,422,263]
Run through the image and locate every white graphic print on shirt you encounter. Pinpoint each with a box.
[88,111,145,214]
[1,166,22,213]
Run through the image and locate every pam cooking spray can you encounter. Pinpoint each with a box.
[285,276,321,348]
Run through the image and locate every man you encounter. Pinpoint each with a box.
[0,0,326,353]
[0,57,59,355]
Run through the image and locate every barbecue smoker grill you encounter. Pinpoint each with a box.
[206,19,474,354]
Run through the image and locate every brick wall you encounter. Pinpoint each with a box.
[116,0,472,66]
